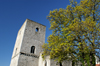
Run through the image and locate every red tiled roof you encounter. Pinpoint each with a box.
[96,64,100,66]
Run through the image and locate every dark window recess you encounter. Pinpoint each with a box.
[36,27,39,32]
[60,62,62,66]
[45,60,47,66]
[31,46,35,54]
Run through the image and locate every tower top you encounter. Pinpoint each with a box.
[10,19,46,66]
[26,19,46,27]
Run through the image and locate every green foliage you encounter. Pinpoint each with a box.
[42,0,100,66]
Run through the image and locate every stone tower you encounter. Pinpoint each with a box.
[10,19,46,66]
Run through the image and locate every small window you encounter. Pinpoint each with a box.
[15,48,17,55]
[31,46,35,54]
[36,27,39,32]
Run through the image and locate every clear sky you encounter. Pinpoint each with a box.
[0,0,79,66]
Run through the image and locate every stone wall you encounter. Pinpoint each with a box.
[20,19,46,56]
[18,53,39,66]
[10,19,46,66]
[10,20,27,66]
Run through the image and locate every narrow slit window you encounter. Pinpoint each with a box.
[36,27,39,32]
[15,48,17,55]
[45,60,47,66]
[31,46,35,54]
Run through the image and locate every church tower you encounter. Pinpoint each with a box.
[10,19,46,66]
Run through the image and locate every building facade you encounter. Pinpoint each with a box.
[10,19,46,66]
[10,19,71,66]
[10,19,99,66]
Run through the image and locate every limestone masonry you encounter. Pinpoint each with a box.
[10,19,100,66]
[10,19,46,66]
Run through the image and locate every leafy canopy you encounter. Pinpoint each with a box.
[42,0,100,66]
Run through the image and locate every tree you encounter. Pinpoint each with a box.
[42,0,100,66]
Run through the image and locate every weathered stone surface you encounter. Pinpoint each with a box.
[10,19,46,66]
[10,19,72,66]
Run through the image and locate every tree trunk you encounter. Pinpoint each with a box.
[90,53,96,66]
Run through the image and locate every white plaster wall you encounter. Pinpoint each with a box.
[38,53,44,66]
[39,53,50,66]
[10,54,20,66]
[39,52,72,66]
[10,20,27,66]
[46,56,50,66]
[95,56,100,64]
[11,20,27,58]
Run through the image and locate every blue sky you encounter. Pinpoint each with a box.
[0,0,80,66]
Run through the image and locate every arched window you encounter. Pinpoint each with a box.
[36,27,39,32]
[31,46,35,54]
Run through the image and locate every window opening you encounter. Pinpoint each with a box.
[31,46,35,54]
[45,60,47,66]
[36,27,39,32]
[59,62,62,66]
[15,48,17,55]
